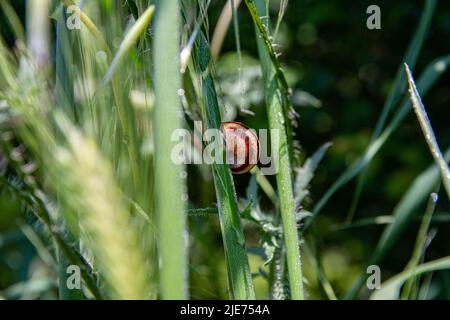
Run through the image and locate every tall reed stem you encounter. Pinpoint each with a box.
[251,0,304,300]
[192,30,255,299]
[153,0,188,299]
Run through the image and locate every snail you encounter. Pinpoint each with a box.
[221,121,260,174]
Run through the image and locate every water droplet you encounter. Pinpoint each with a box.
[431,192,439,203]
[180,171,187,179]
[181,193,189,202]
[177,88,185,96]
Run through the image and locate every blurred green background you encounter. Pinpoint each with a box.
[1,0,450,299]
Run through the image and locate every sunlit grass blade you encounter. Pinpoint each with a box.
[306,55,450,232]
[244,0,297,163]
[252,0,304,300]
[103,5,154,83]
[153,0,188,299]
[211,0,243,60]
[55,5,84,299]
[63,1,141,188]
[191,29,255,299]
[51,115,151,299]
[347,0,437,222]
[405,63,450,200]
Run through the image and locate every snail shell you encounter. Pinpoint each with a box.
[221,121,260,174]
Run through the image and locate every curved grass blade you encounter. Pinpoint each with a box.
[347,0,438,222]
[405,64,450,200]
[344,147,450,299]
[103,5,155,84]
[370,256,450,300]
[306,55,450,233]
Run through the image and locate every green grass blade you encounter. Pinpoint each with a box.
[252,0,304,300]
[306,55,450,232]
[55,5,83,299]
[192,29,255,299]
[347,0,437,221]
[401,191,439,299]
[344,147,450,299]
[65,1,141,188]
[405,63,450,200]
[103,5,154,83]
[370,256,450,300]
[153,0,188,299]
[244,0,297,164]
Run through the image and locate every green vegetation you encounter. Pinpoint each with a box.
[1,0,450,300]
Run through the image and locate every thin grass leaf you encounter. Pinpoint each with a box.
[303,241,337,300]
[211,0,243,60]
[344,147,450,299]
[153,0,188,299]
[103,5,154,83]
[51,114,151,299]
[348,0,438,221]
[244,0,297,164]
[401,191,439,299]
[306,55,450,233]
[253,0,304,300]
[190,27,255,299]
[370,256,450,300]
[64,1,141,188]
[405,63,450,200]
[273,0,288,40]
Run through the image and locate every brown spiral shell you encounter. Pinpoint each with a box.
[221,121,260,174]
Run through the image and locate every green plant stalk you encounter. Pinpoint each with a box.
[252,0,304,300]
[153,0,188,299]
[405,64,450,200]
[55,5,83,300]
[401,191,438,299]
[192,30,255,300]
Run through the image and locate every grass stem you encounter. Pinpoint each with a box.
[153,0,188,299]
